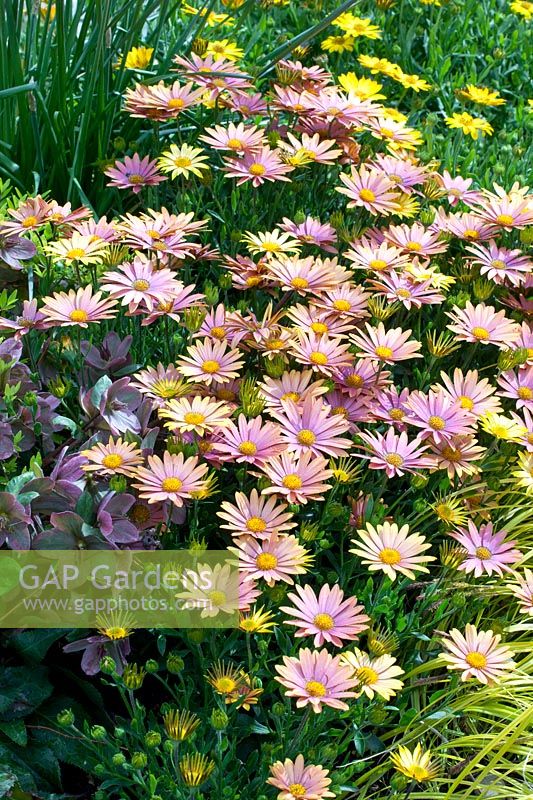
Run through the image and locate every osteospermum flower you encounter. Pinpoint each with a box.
[213,414,286,464]
[430,436,486,479]
[497,366,533,410]
[446,302,521,348]
[271,396,352,457]
[508,568,533,615]
[199,121,265,152]
[280,583,369,647]
[101,257,182,312]
[218,489,296,539]
[40,286,118,327]
[132,451,208,506]
[177,338,245,385]
[275,647,358,712]
[243,229,301,257]
[267,754,335,800]
[260,450,334,505]
[351,521,435,581]
[480,411,527,442]
[459,84,505,106]
[357,427,433,477]
[383,222,448,256]
[351,322,422,364]
[266,255,347,296]
[465,241,532,286]
[231,532,311,586]
[81,437,143,477]
[436,368,501,417]
[158,395,233,436]
[451,520,521,577]
[104,153,166,193]
[340,648,404,700]
[130,363,187,406]
[445,112,493,139]
[440,625,515,684]
[390,744,440,783]
[512,451,533,494]
[258,370,328,411]
[289,332,353,376]
[405,389,474,443]
[345,239,410,272]
[223,146,294,187]
[336,165,399,215]
[158,143,209,179]
[45,233,108,265]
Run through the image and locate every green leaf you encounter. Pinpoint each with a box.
[0,720,27,747]
[0,667,53,720]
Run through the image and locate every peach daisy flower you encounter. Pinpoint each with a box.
[450,520,521,577]
[230,532,311,586]
[336,165,399,215]
[341,648,405,700]
[429,436,486,479]
[132,451,208,506]
[271,396,352,457]
[497,366,533,410]
[383,222,448,256]
[130,364,187,407]
[289,332,353,376]
[104,153,166,193]
[199,121,265,152]
[212,414,286,464]
[223,146,294,187]
[275,647,358,712]
[350,322,422,363]
[356,427,433,477]
[313,284,370,319]
[40,286,118,327]
[435,368,502,417]
[260,450,334,505]
[177,338,245,385]
[440,624,515,684]
[267,754,335,800]
[281,583,369,647]
[446,301,521,348]
[508,568,533,616]
[81,437,143,477]
[218,489,296,539]
[350,521,435,581]
[345,239,410,272]
[405,389,475,443]
[101,257,182,312]
[266,255,349,296]
[158,395,233,436]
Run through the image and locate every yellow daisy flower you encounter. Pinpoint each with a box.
[398,73,432,92]
[510,0,533,18]
[458,85,505,106]
[158,143,209,179]
[123,46,154,70]
[512,451,533,493]
[390,744,440,782]
[321,34,355,53]
[182,3,234,25]
[205,39,243,61]
[444,112,493,139]
[338,73,386,100]
[480,412,527,441]
[334,13,382,39]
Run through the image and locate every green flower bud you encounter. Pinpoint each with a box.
[263,354,287,378]
[109,474,128,493]
[114,727,126,738]
[188,629,205,644]
[114,136,126,152]
[145,730,162,747]
[218,271,233,289]
[294,210,306,225]
[163,739,175,754]
[99,656,116,674]
[111,752,127,766]
[203,281,219,306]
[166,652,185,674]
[520,226,533,245]
[131,752,148,769]
[93,764,106,776]
[272,702,285,716]
[210,709,229,730]
[145,659,159,673]
[90,725,107,741]
[56,709,75,727]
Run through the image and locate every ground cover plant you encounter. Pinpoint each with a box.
[0,0,532,798]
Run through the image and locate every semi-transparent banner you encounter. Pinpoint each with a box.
[0,550,239,628]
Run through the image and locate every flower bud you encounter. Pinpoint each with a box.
[109,474,128,493]
[210,709,229,730]
[145,730,162,747]
[131,752,148,769]
[57,709,75,727]
[90,725,107,741]
[187,629,205,644]
[123,663,146,690]
[99,656,116,674]
[112,752,127,767]
[145,659,159,673]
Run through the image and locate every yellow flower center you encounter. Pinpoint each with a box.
[359,188,376,203]
[471,326,490,340]
[370,259,388,270]
[465,651,487,668]
[297,429,316,446]
[475,546,492,560]
[313,612,335,630]
[310,321,329,334]
[103,626,129,640]
[238,440,258,456]
[69,309,89,322]
[215,676,237,693]
[389,408,405,420]
[518,387,533,400]
[406,241,422,251]
[66,248,86,260]
[216,388,235,401]
[332,406,347,417]
[379,547,402,564]
[411,765,431,782]
[202,359,220,374]
[463,229,479,240]
[491,259,506,270]
[356,666,379,685]
[429,415,446,430]
[262,242,281,252]
[161,477,183,492]
[128,174,145,184]
[281,392,300,402]
[375,345,394,359]
[266,339,285,350]
[385,453,404,467]
[441,446,462,462]
[459,395,474,410]
[249,163,266,176]
[397,288,411,298]
[227,138,244,149]
[256,552,278,570]
[333,299,351,312]
[184,412,206,425]
[173,157,192,168]
[132,279,150,291]
[282,473,303,490]
[22,215,38,228]
[129,503,150,523]
[246,516,267,533]
[210,326,226,339]
[288,784,307,798]
[208,590,227,606]
[305,680,327,697]
[291,277,309,290]
[309,351,328,365]
[496,214,514,226]
[101,454,124,469]
[168,98,185,108]
[346,373,364,388]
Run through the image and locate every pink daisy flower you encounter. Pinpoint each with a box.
[275,647,358,712]
[199,121,265,153]
[313,284,369,319]
[368,272,445,309]
[140,284,206,326]
[258,370,328,412]
[350,322,422,364]
[271,85,315,114]
[212,414,286,465]
[435,368,501,417]
[451,521,521,578]
[81,437,143,477]
[405,389,475,443]
[333,359,390,397]
[280,583,369,647]
[230,532,311,586]
[266,255,350,296]
[286,304,353,339]
[226,90,268,117]
[465,240,532,286]
[158,395,233,436]
[279,216,338,253]
[438,170,481,206]
[130,363,186,407]
[356,427,434,477]
[429,436,486,479]
[104,153,166,193]
[511,407,533,451]
[101,257,182,313]
[440,624,515,684]
[132,451,208,506]
[0,299,49,338]
[370,386,411,428]
[279,132,343,165]
[336,165,399,216]
[345,239,410,273]
[289,332,353,376]
[383,222,448,256]
[218,489,296,540]
[40,286,117,327]
[271,396,352,457]
[260,450,333,505]
[474,188,533,230]
[435,211,495,242]
[446,301,521,348]
[509,568,533,616]
[497,366,533,410]
[323,389,371,429]
[350,520,435,581]
[267,754,334,800]
[369,154,429,193]
[177,338,245,385]
[223,146,294,187]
